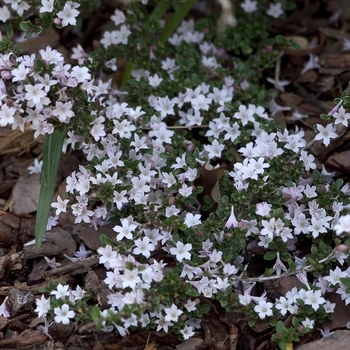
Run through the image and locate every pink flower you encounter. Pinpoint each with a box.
[0,297,10,318]
[225,206,239,229]
[269,99,291,117]
[301,54,320,75]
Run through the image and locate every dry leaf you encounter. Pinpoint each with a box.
[194,162,227,205]
[144,342,157,350]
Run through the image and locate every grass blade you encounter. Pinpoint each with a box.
[35,129,67,252]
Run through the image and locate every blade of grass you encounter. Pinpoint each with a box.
[159,0,197,45]
[35,129,67,252]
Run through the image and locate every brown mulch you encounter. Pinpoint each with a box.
[2,0,350,349]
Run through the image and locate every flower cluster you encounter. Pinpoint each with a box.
[1,0,350,347]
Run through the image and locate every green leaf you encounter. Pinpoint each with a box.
[35,129,67,252]
[200,303,210,313]
[100,233,113,246]
[13,44,22,56]
[275,320,285,333]
[310,245,318,255]
[278,342,287,350]
[6,25,14,39]
[270,318,277,326]
[248,319,256,327]
[292,316,300,328]
[334,178,344,191]
[20,20,33,32]
[340,277,350,289]
[90,305,101,321]
[264,251,277,260]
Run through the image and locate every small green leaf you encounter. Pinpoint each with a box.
[20,20,33,32]
[200,303,210,313]
[90,305,101,321]
[264,251,277,260]
[310,245,318,255]
[248,319,256,327]
[340,277,350,288]
[278,342,287,350]
[275,320,285,333]
[292,316,300,328]
[100,233,113,246]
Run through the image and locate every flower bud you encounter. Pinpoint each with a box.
[177,314,186,323]
[216,48,226,57]
[1,71,12,80]
[186,142,195,152]
[54,18,61,25]
[336,244,349,252]
[319,185,327,193]
[282,194,292,202]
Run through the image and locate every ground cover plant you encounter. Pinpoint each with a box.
[1,0,350,349]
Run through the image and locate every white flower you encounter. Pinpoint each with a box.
[333,106,350,127]
[180,325,195,340]
[204,139,225,159]
[40,0,54,13]
[155,315,173,332]
[254,300,273,319]
[324,266,348,285]
[164,304,183,322]
[334,215,350,235]
[184,299,197,312]
[0,104,16,126]
[314,124,338,146]
[28,158,43,174]
[70,286,85,301]
[113,218,138,241]
[0,6,10,22]
[300,151,316,171]
[111,9,125,26]
[302,317,315,329]
[133,237,155,258]
[162,172,177,188]
[57,2,80,27]
[50,284,70,300]
[148,74,163,88]
[54,304,75,325]
[304,290,326,311]
[11,63,30,82]
[170,241,192,262]
[240,0,257,13]
[122,269,142,289]
[51,195,69,215]
[184,213,202,228]
[267,2,284,18]
[234,105,255,126]
[275,296,293,316]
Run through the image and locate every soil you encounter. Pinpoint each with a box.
[1,0,350,349]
